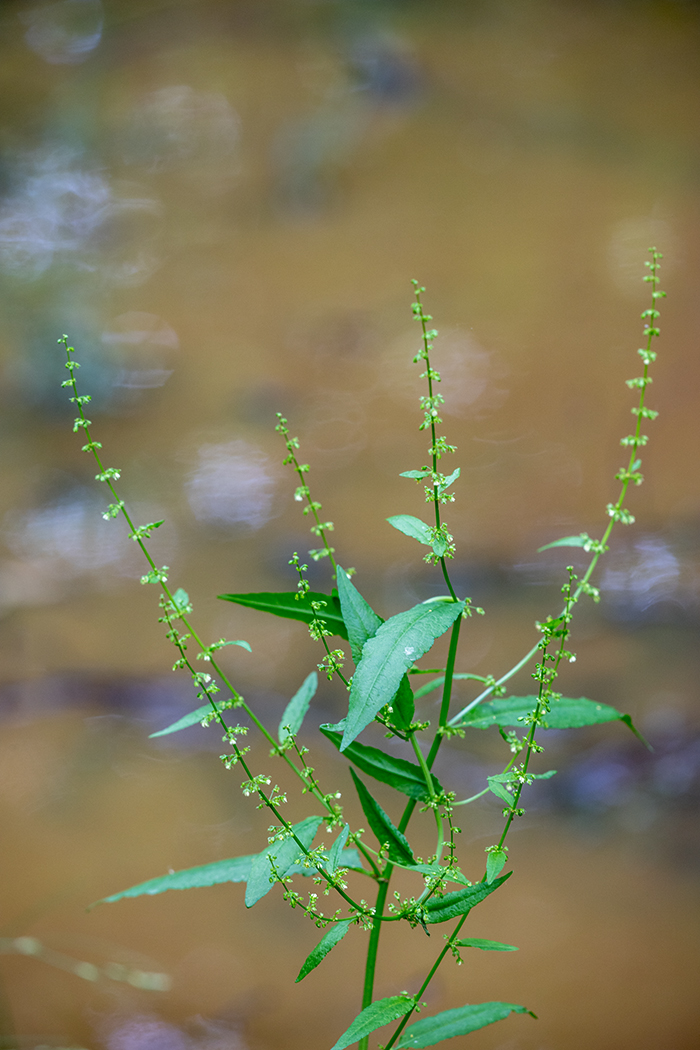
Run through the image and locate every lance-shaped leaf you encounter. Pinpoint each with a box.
[350,770,414,866]
[330,995,415,1050]
[278,671,318,744]
[485,847,508,884]
[295,919,353,982]
[424,872,511,924]
[246,816,323,907]
[455,938,518,951]
[386,514,433,546]
[396,1001,534,1048]
[400,469,432,480]
[457,694,647,743]
[336,566,382,662]
[397,861,469,885]
[438,467,460,494]
[537,533,590,552]
[92,855,256,907]
[321,728,442,803]
[341,599,465,750]
[393,673,416,729]
[286,847,364,876]
[149,700,232,738]
[217,590,348,640]
[326,824,350,874]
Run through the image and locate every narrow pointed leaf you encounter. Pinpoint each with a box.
[217,591,348,640]
[321,728,442,802]
[287,847,363,876]
[455,938,518,951]
[278,671,318,744]
[393,673,416,729]
[400,469,432,480]
[245,816,322,908]
[92,854,256,907]
[396,861,469,885]
[397,1001,534,1048]
[438,467,460,492]
[149,700,231,738]
[425,872,511,923]
[487,775,514,806]
[342,599,465,750]
[457,695,647,743]
[295,919,353,982]
[537,534,589,552]
[336,566,382,662]
[386,515,433,546]
[413,673,479,701]
[350,769,414,866]
[327,824,350,874]
[330,995,415,1050]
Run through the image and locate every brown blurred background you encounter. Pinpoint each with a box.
[0,1,699,1048]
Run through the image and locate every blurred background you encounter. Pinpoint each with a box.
[0,0,699,1047]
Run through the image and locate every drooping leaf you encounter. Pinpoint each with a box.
[326,824,350,874]
[487,774,514,806]
[336,566,383,662]
[330,995,415,1050]
[321,728,442,803]
[485,847,508,883]
[393,673,416,729]
[295,919,353,982]
[425,872,511,924]
[457,695,647,743]
[455,938,518,952]
[278,671,318,744]
[342,599,465,750]
[431,532,449,557]
[537,533,589,552]
[413,673,479,701]
[350,770,414,867]
[92,854,257,907]
[245,816,323,907]
[149,701,230,738]
[396,1001,534,1048]
[386,515,433,546]
[217,591,348,640]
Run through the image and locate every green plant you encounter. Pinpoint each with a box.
[60,250,664,1049]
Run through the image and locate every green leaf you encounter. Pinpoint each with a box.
[413,673,478,700]
[397,1001,534,1048]
[350,769,414,866]
[537,534,589,552]
[458,695,648,743]
[400,469,432,480]
[336,566,383,662]
[278,671,318,744]
[486,775,513,806]
[438,467,460,492]
[424,872,511,923]
[245,816,323,908]
[397,861,469,886]
[286,847,363,876]
[330,995,415,1050]
[393,673,416,729]
[295,919,353,982]
[92,854,256,907]
[149,700,229,738]
[485,847,508,883]
[341,599,465,750]
[431,532,449,558]
[326,824,350,874]
[455,938,518,951]
[321,728,442,803]
[386,515,433,546]
[217,591,348,640]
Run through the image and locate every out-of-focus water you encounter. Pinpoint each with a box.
[0,1,699,1047]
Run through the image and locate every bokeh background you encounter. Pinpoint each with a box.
[0,1,699,1048]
